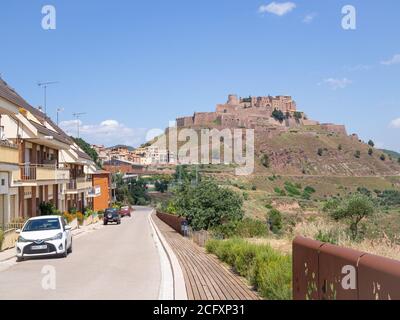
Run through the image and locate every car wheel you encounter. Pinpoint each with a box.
[62,242,68,258]
[104,221,107,225]
[16,257,24,262]
[67,240,73,254]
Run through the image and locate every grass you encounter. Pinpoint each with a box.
[206,238,292,300]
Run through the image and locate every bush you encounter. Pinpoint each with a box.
[260,154,270,168]
[210,218,268,239]
[315,230,339,245]
[63,212,76,224]
[268,209,283,234]
[206,238,292,300]
[274,187,286,196]
[284,182,301,197]
[174,180,244,231]
[354,150,361,159]
[39,201,57,216]
[76,212,84,225]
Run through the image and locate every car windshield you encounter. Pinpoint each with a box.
[106,209,117,214]
[23,218,61,232]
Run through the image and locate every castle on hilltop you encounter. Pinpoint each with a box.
[176,94,347,135]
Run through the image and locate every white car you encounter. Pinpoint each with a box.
[16,215,73,261]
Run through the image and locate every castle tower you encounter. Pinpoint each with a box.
[227,94,239,105]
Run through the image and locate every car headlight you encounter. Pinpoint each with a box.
[17,236,30,243]
[49,233,63,241]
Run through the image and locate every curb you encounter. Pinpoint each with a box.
[149,210,188,300]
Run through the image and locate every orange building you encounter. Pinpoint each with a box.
[92,170,112,212]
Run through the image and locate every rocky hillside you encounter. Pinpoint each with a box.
[254,125,400,176]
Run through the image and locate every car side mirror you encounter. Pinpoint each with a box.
[16,229,21,234]
[65,225,72,231]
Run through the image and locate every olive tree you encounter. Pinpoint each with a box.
[329,194,374,240]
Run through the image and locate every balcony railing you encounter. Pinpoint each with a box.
[66,177,92,191]
[16,164,70,182]
[0,141,19,165]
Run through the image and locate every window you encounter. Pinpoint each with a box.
[1,179,5,186]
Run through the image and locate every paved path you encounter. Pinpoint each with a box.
[0,207,161,300]
[152,213,260,300]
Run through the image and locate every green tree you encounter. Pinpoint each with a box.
[368,148,373,156]
[271,109,285,123]
[329,194,374,240]
[293,112,303,121]
[368,140,375,147]
[174,180,243,231]
[72,137,101,167]
[380,154,386,161]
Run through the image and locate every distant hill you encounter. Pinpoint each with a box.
[109,144,135,151]
[380,149,400,159]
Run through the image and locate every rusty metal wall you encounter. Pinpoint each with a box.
[156,211,186,235]
[293,236,400,300]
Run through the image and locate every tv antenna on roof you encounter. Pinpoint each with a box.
[38,81,59,115]
[73,112,86,138]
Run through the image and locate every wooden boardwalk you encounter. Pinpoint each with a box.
[152,214,260,300]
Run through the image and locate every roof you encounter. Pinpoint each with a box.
[76,149,93,161]
[29,120,71,145]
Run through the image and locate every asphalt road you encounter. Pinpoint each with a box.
[0,207,161,300]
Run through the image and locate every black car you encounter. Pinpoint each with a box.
[103,208,121,225]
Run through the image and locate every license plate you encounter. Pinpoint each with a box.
[31,245,47,250]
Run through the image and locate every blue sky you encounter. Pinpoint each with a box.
[0,0,399,149]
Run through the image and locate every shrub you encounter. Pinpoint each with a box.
[268,209,283,234]
[260,154,270,168]
[274,187,286,196]
[243,192,249,201]
[76,212,84,225]
[63,212,76,224]
[272,109,285,123]
[211,218,268,239]
[206,238,292,300]
[284,181,301,197]
[380,154,386,161]
[354,150,361,159]
[174,180,243,231]
[39,201,57,216]
[317,148,323,156]
[315,230,339,245]
[368,148,373,156]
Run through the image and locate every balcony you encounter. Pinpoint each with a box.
[15,164,70,182]
[65,177,92,193]
[0,141,19,166]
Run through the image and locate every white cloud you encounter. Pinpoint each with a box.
[381,54,400,66]
[303,13,317,24]
[259,2,296,16]
[320,78,352,90]
[59,119,149,147]
[389,118,400,129]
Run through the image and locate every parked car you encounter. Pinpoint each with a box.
[104,208,121,225]
[15,215,72,262]
[119,206,132,218]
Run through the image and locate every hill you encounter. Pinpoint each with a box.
[109,144,135,151]
[380,149,400,159]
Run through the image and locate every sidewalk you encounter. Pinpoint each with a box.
[0,222,103,263]
[152,213,260,300]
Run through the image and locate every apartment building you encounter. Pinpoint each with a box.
[0,77,110,228]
